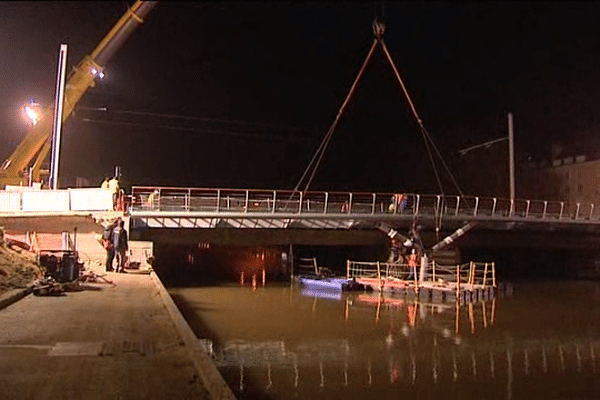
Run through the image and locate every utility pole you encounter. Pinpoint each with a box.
[50,44,68,190]
[508,112,515,201]
[457,112,516,200]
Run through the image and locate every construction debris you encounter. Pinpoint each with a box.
[78,270,115,286]
[30,267,116,297]
[0,227,45,296]
[32,277,64,296]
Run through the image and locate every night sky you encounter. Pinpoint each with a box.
[2,2,600,195]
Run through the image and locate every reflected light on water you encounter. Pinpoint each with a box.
[170,281,600,399]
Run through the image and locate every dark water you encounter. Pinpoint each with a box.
[169,281,600,399]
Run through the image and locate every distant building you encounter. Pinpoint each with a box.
[549,156,600,204]
[521,142,600,205]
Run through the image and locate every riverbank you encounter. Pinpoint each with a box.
[0,230,44,297]
[0,268,235,399]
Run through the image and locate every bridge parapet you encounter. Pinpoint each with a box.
[132,186,600,221]
[130,186,600,225]
[0,187,113,214]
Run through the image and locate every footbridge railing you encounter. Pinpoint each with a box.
[130,186,600,224]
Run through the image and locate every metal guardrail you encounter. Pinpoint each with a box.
[346,259,495,293]
[130,186,600,223]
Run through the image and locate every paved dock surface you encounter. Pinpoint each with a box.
[0,271,212,400]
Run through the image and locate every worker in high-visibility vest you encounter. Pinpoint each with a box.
[108,177,120,209]
[100,177,110,190]
[397,194,407,212]
[147,189,159,209]
[388,196,396,213]
[407,249,418,280]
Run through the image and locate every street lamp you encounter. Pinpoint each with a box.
[22,100,41,126]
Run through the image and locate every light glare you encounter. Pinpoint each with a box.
[91,68,105,79]
[23,105,39,125]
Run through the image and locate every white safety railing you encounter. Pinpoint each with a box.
[419,261,496,292]
[131,186,600,224]
[346,260,419,291]
[347,260,413,281]
[347,259,495,294]
[0,188,113,213]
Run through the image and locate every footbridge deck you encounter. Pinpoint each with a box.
[129,186,600,233]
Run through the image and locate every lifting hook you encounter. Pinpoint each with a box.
[372,19,385,40]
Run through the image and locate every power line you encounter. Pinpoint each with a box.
[458,136,508,156]
[79,117,308,142]
[76,107,309,132]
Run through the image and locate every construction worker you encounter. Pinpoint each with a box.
[113,219,129,273]
[398,194,407,212]
[407,249,418,280]
[108,176,119,209]
[341,201,349,213]
[388,196,396,213]
[389,194,407,213]
[103,219,118,272]
[147,189,159,209]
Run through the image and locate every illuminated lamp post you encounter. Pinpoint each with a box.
[22,100,42,186]
[22,101,41,126]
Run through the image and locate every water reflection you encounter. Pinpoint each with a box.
[214,336,600,399]
[300,288,342,301]
[170,282,600,399]
[214,341,599,398]
[344,292,496,340]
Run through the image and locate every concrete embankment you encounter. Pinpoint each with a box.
[0,270,235,399]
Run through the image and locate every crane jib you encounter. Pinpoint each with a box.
[92,1,158,67]
[0,1,158,187]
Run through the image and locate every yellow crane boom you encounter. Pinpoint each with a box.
[0,1,158,188]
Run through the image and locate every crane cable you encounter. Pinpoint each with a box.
[292,18,465,232]
[292,38,378,195]
[378,33,466,234]
[376,21,444,235]
[293,4,384,197]
[378,31,467,195]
